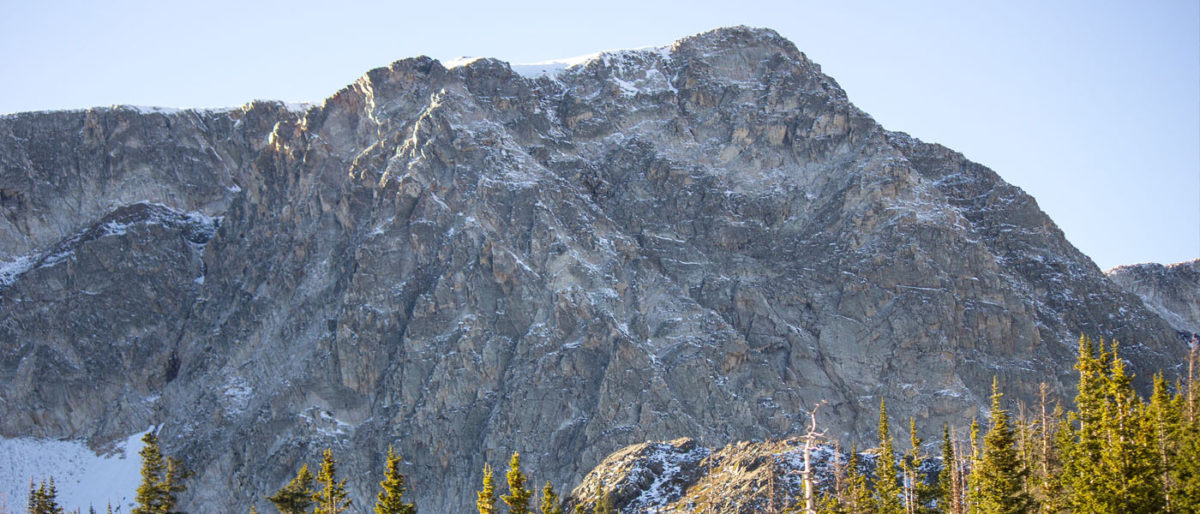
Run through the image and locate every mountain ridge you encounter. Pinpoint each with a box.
[0,26,1190,511]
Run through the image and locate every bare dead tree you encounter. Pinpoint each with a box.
[801,402,828,514]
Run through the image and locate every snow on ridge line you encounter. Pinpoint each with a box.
[0,429,151,512]
[444,44,673,79]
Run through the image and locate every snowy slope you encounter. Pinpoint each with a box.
[0,429,149,513]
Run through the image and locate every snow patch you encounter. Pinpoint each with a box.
[124,105,183,115]
[0,429,151,513]
[444,56,486,69]
[0,255,36,286]
[511,53,600,78]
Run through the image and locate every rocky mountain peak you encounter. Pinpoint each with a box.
[0,26,1189,512]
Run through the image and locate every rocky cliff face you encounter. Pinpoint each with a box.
[566,437,857,513]
[1107,259,1200,336]
[0,27,1188,512]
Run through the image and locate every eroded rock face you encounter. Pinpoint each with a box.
[0,26,1188,512]
[1107,260,1200,335]
[567,437,863,513]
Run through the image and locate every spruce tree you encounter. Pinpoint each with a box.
[842,443,873,514]
[965,417,981,512]
[1101,346,1163,512]
[935,424,956,514]
[133,432,167,514]
[313,449,351,514]
[873,399,903,514]
[902,417,931,513]
[971,377,1033,514]
[593,487,614,514]
[267,464,315,514]
[28,477,64,514]
[1170,346,1200,512]
[374,446,416,514]
[1065,336,1107,511]
[539,481,563,514]
[132,431,185,514]
[477,463,497,514]
[1147,373,1177,508]
[502,451,534,514]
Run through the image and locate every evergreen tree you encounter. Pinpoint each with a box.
[1030,383,1063,511]
[1100,346,1163,512]
[267,464,315,514]
[935,424,957,514]
[593,487,613,514]
[836,443,873,514]
[539,481,563,514]
[312,449,351,514]
[874,399,903,514]
[132,431,186,514]
[502,451,534,514]
[965,417,981,512]
[971,377,1033,514]
[477,463,497,514]
[28,477,64,514]
[162,456,187,513]
[902,417,931,513]
[133,432,166,514]
[1170,345,1200,512]
[1064,336,1107,511]
[1147,373,1177,509]
[374,446,416,514]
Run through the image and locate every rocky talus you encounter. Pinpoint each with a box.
[0,26,1188,511]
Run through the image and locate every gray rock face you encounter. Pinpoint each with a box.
[0,26,1188,512]
[1107,260,1200,335]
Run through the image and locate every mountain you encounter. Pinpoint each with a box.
[1107,259,1200,336]
[0,26,1188,511]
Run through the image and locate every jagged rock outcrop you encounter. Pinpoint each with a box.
[0,26,1189,512]
[567,437,876,513]
[1107,259,1200,335]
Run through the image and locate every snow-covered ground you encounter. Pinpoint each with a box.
[0,429,149,513]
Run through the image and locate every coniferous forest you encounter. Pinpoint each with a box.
[20,336,1200,513]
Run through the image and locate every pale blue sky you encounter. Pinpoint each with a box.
[2,0,1196,270]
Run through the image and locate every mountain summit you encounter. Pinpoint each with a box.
[0,27,1189,511]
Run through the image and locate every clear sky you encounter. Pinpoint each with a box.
[2,0,1196,270]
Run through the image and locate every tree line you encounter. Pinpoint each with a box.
[22,335,1200,513]
[807,336,1200,514]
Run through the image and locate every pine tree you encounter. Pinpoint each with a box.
[539,481,563,514]
[1064,335,1107,511]
[935,424,957,514]
[132,431,186,514]
[28,477,64,514]
[133,432,167,514]
[162,456,187,513]
[1170,344,1200,512]
[965,417,981,512]
[971,377,1033,514]
[477,463,497,514]
[1100,345,1163,512]
[1030,382,1063,511]
[267,464,315,514]
[902,418,931,513]
[313,449,351,514]
[873,399,903,514]
[501,451,534,514]
[1147,373,1177,509]
[842,443,873,514]
[374,446,416,514]
[593,487,614,514]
